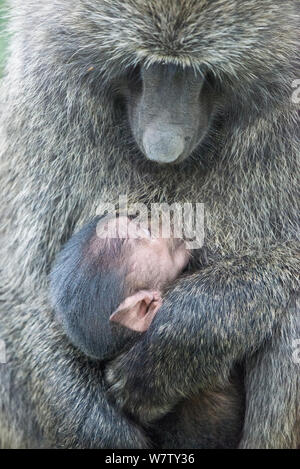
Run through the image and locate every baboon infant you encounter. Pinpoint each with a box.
[50,214,244,449]
[106,215,190,334]
[50,214,190,361]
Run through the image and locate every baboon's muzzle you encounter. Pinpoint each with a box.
[136,64,207,164]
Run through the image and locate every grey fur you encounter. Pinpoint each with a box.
[0,0,299,448]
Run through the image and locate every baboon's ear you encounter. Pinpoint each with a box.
[110,290,162,332]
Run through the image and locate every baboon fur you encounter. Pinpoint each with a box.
[0,0,299,448]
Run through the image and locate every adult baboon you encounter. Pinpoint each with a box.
[0,0,299,448]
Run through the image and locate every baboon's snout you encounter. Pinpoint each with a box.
[142,124,187,164]
[129,63,209,164]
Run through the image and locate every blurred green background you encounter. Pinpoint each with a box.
[0,0,8,75]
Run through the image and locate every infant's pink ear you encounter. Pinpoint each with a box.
[109,290,162,332]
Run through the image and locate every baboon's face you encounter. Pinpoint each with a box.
[124,64,215,164]
[72,0,296,164]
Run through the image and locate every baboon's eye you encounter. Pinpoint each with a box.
[127,64,143,93]
[204,71,216,89]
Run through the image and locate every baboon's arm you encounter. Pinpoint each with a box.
[107,243,299,423]
[14,303,150,448]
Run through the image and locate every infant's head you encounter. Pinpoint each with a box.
[50,213,190,360]
[90,214,190,331]
[94,215,189,292]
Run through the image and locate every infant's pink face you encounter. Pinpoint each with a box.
[121,217,190,290]
[97,215,190,290]
[130,235,190,289]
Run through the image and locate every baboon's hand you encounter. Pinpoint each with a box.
[106,343,175,423]
[107,249,296,423]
